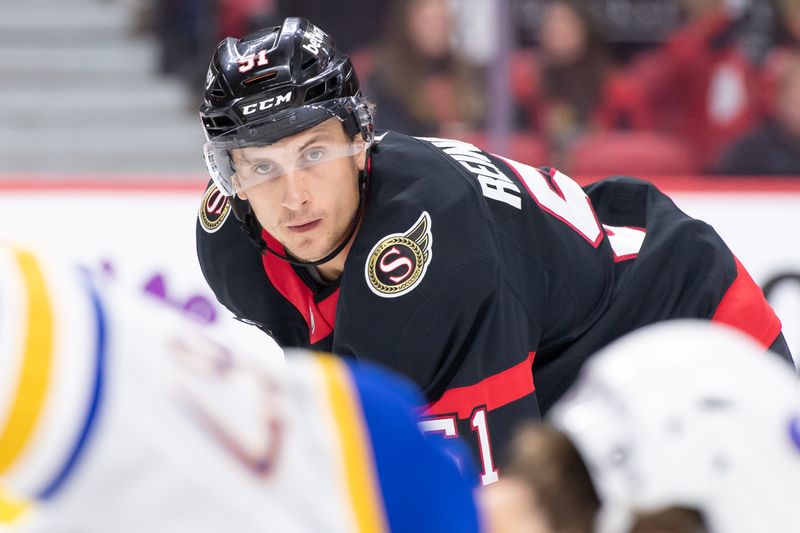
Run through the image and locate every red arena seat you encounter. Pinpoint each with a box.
[566,131,698,178]
[461,131,550,167]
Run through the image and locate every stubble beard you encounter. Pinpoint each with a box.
[282,221,342,264]
[285,235,336,263]
[284,209,358,264]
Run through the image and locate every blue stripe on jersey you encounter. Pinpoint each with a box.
[344,360,480,533]
[38,268,107,500]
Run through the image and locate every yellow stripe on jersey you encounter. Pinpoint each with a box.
[0,247,55,473]
[0,485,29,524]
[318,356,389,533]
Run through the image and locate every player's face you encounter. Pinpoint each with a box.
[232,119,365,264]
[407,0,453,60]
[539,1,588,65]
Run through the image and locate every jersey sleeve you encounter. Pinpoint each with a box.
[538,177,793,415]
[584,177,785,351]
[335,357,481,533]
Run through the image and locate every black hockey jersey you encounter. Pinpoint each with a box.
[197,132,788,482]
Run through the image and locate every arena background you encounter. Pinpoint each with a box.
[1,0,797,329]
[3,0,796,353]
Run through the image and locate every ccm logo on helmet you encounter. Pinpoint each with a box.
[302,25,326,55]
[240,91,293,116]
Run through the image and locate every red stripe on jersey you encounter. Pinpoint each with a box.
[422,352,536,419]
[0,176,205,192]
[260,230,339,344]
[712,256,782,348]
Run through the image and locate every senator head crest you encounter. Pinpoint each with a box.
[365,212,433,298]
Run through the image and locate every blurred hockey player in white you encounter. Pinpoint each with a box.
[482,320,800,533]
[0,243,479,533]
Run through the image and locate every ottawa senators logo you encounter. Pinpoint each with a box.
[199,183,231,233]
[365,212,433,298]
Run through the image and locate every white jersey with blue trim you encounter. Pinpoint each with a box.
[0,244,478,533]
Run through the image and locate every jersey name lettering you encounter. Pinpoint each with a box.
[421,138,522,210]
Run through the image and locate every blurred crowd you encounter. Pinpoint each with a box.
[144,0,800,176]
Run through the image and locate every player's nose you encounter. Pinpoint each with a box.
[281,169,310,210]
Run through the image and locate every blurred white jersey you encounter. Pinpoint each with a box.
[0,244,478,533]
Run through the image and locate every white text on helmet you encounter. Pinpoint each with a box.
[302,25,326,56]
[241,91,293,116]
[238,50,269,74]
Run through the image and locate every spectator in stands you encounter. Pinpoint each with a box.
[715,51,800,175]
[535,0,611,163]
[512,0,653,168]
[627,0,761,171]
[217,0,278,41]
[759,0,800,117]
[362,0,486,138]
[153,0,217,93]
[776,0,800,49]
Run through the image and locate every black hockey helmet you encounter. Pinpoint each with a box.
[199,18,374,266]
[200,17,374,196]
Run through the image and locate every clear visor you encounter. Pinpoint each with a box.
[222,139,366,194]
[204,98,365,196]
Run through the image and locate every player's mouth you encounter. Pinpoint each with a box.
[286,219,321,233]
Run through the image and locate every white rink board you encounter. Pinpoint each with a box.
[0,186,283,365]
[0,184,798,363]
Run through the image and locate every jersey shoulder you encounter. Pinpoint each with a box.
[371,131,524,212]
[363,132,517,258]
[345,134,504,307]
[195,181,310,345]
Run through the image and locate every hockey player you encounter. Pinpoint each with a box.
[482,320,800,533]
[0,243,479,532]
[196,18,792,482]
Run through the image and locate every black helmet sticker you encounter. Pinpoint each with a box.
[365,212,433,298]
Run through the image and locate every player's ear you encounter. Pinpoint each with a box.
[232,174,248,200]
[354,133,366,172]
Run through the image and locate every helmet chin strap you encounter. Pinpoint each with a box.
[232,154,371,270]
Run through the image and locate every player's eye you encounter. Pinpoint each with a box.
[238,160,282,187]
[303,148,327,163]
[253,162,275,175]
